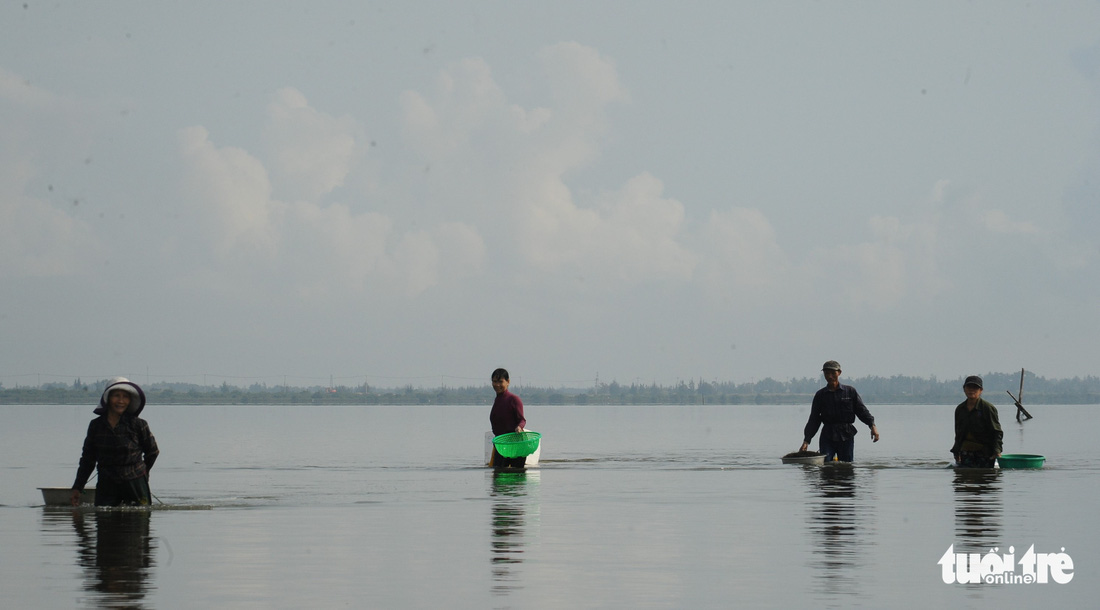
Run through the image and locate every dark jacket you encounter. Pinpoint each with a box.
[73,415,159,490]
[72,378,159,490]
[951,398,1003,457]
[803,383,875,443]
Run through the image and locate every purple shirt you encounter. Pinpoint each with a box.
[490,390,526,436]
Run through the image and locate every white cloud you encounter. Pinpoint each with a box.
[176,91,487,299]
[696,206,789,300]
[519,172,695,283]
[797,185,958,311]
[399,58,515,159]
[277,200,393,298]
[982,209,1040,235]
[6,4,1100,384]
[178,125,281,262]
[397,43,681,288]
[263,87,359,202]
[538,41,628,121]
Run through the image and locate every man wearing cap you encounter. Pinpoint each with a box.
[950,375,1003,468]
[799,361,880,462]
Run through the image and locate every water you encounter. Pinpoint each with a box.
[2,404,1096,608]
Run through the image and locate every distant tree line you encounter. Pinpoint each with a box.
[2,371,1099,406]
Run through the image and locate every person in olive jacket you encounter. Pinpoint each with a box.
[951,375,1003,468]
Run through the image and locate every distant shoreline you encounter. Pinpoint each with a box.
[3,370,1098,406]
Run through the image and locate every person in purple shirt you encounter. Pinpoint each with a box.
[489,368,527,468]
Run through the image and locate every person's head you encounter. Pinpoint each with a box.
[108,389,132,413]
[491,368,510,394]
[963,375,983,400]
[95,377,145,416]
[821,360,841,387]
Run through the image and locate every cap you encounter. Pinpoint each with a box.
[963,375,983,389]
[822,360,841,372]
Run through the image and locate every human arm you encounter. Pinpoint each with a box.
[949,404,964,457]
[513,394,526,432]
[71,422,97,505]
[138,419,160,472]
[72,421,97,492]
[851,389,877,437]
[988,403,1003,457]
[854,393,880,442]
[801,393,823,448]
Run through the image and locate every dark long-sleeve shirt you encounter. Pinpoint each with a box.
[490,391,526,436]
[73,415,159,490]
[950,398,1003,456]
[803,383,875,444]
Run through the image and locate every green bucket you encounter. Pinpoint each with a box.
[492,431,542,458]
[998,454,1045,469]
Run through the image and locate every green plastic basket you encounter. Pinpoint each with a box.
[492,431,542,458]
[998,454,1045,469]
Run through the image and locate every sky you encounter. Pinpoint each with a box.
[2,1,1099,390]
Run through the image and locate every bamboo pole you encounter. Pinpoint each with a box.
[1007,367,1033,422]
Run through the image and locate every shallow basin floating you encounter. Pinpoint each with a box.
[781,451,825,465]
[997,454,1045,469]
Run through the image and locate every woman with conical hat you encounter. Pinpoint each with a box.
[70,377,160,506]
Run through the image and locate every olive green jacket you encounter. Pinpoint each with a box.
[951,398,1003,456]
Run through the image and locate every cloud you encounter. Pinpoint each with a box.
[164,42,1100,323]
[263,87,359,202]
[795,184,957,312]
[539,41,629,122]
[0,164,102,278]
[0,68,103,278]
[696,206,789,300]
[0,66,62,108]
[178,125,281,262]
[176,94,486,299]
[399,42,698,289]
[981,209,1040,235]
[400,57,517,158]
[518,172,696,283]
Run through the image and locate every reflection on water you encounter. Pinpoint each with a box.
[952,469,1002,553]
[41,509,156,608]
[803,465,875,598]
[488,470,540,597]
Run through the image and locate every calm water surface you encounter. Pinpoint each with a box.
[2,404,1096,608]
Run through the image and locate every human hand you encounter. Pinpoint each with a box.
[70,489,81,506]
[871,426,880,443]
[799,442,809,453]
